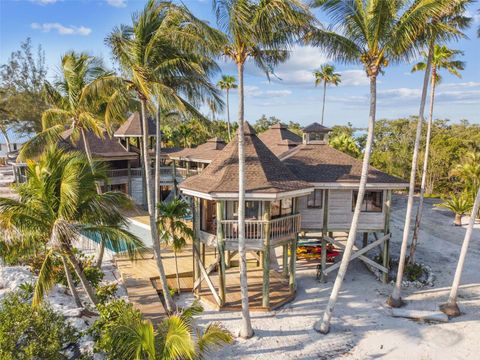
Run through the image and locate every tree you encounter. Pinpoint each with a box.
[93,299,232,360]
[18,51,121,268]
[0,38,48,134]
[388,0,472,307]
[252,115,282,133]
[107,0,225,312]
[408,44,465,264]
[309,0,450,333]
[329,133,361,158]
[217,75,237,141]
[0,147,143,308]
[451,151,480,200]
[213,0,314,339]
[440,187,480,316]
[436,192,473,226]
[157,198,193,294]
[313,64,341,125]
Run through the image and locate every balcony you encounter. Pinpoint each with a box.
[219,213,301,250]
[105,166,178,184]
[175,167,199,178]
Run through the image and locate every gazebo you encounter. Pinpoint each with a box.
[179,123,313,310]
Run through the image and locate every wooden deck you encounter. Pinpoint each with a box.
[116,245,294,322]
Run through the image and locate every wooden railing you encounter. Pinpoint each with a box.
[220,213,301,242]
[269,213,301,240]
[175,167,199,178]
[107,166,174,179]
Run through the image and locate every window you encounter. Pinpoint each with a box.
[307,189,323,208]
[309,132,325,141]
[226,201,260,220]
[271,198,293,219]
[352,191,383,212]
[200,199,216,233]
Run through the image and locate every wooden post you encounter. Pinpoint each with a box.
[363,232,369,248]
[282,244,289,277]
[262,201,271,308]
[216,201,226,305]
[321,190,329,282]
[289,235,297,293]
[226,251,231,268]
[383,190,392,284]
[193,197,201,295]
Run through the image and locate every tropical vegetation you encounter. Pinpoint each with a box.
[313,64,341,126]
[90,299,232,360]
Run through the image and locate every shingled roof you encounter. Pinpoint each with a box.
[180,123,313,198]
[302,122,331,133]
[169,137,226,163]
[114,112,157,137]
[60,129,138,160]
[280,143,407,186]
[258,123,302,157]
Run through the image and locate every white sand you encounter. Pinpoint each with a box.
[192,195,480,359]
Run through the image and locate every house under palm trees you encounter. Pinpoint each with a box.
[10,116,407,310]
[176,122,406,310]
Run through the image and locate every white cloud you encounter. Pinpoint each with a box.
[244,85,262,97]
[271,46,330,85]
[338,69,369,86]
[31,22,92,36]
[265,90,292,97]
[376,82,480,105]
[244,86,292,98]
[106,0,127,8]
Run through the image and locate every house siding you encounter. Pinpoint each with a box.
[300,189,386,232]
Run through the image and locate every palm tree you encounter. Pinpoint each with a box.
[0,147,143,308]
[106,0,225,312]
[436,192,473,226]
[440,187,480,317]
[102,300,232,360]
[18,52,119,268]
[408,44,465,264]
[157,198,193,295]
[313,64,341,125]
[452,151,480,199]
[217,75,237,141]
[389,0,472,307]
[308,0,450,333]
[213,0,314,339]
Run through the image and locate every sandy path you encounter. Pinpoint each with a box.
[190,195,480,359]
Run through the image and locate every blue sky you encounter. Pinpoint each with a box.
[1,0,479,128]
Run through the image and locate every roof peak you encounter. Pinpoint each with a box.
[302,122,331,133]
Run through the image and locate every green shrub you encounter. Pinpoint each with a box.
[0,292,77,360]
[405,263,424,281]
[96,283,119,304]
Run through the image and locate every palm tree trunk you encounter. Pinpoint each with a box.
[226,89,232,141]
[61,254,82,308]
[79,127,106,268]
[408,63,437,266]
[314,74,378,334]
[321,81,327,126]
[65,249,98,306]
[440,187,480,316]
[388,42,434,308]
[155,104,161,218]
[174,249,181,295]
[140,99,175,312]
[237,61,253,339]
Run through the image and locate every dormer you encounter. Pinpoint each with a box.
[302,122,331,144]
